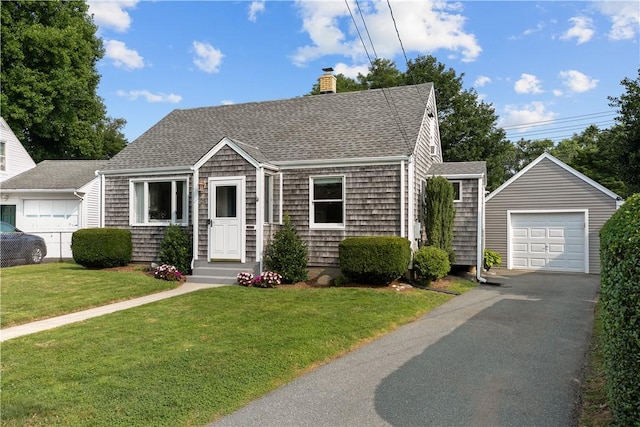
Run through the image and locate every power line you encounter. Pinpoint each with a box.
[502,111,616,130]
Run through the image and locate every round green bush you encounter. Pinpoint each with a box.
[264,213,309,284]
[413,245,450,283]
[72,228,132,268]
[159,225,192,275]
[339,236,411,285]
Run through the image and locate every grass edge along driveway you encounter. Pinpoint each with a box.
[1,280,475,427]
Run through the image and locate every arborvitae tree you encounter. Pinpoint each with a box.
[422,177,455,262]
[264,213,309,284]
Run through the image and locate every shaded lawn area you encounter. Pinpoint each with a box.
[1,285,466,427]
[0,262,178,327]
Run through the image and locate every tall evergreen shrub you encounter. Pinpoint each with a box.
[422,177,456,262]
[264,213,309,284]
[159,225,192,275]
[600,193,640,425]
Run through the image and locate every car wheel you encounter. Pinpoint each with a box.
[27,245,45,264]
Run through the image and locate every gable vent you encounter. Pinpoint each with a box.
[319,67,337,94]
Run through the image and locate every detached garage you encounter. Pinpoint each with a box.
[486,153,622,274]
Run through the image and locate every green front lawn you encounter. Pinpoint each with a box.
[0,262,178,327]
[1,281,474,426]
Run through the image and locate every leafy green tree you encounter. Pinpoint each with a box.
[552,125,630,197]
[422,177,455,262]
[358,58,404,89]
[607,69,640,195]
[1,0,127,161]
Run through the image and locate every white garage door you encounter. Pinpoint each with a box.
[22,199,80,259]
[510,212,586,273]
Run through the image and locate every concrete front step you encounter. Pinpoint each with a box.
[189,261,260,285]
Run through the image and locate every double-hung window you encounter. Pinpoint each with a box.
[131,178,188,225]
[450,180,462,202]
[310,176,345,229]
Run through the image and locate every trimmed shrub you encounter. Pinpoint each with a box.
[422,177,456,263]
[413,245,450,283]
[339,236,411,285]
[72,228,132,268]
[159,225,192,275]
[600,193,640,425]
[264,213,309,284]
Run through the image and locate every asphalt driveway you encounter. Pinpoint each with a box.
[212,270,600,427]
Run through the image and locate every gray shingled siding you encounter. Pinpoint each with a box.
[277,164,402,267]
[413,105,441,229]
[452,178,479,265]
[197,145,257,261]
[485,157,617,274]
[104,174,193,262]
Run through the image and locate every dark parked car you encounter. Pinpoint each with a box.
[0,221,47,265]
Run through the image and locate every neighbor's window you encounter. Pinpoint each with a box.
[310,176,345,228]
[264,174,274,223]
[0,141,5,171]
[131,178,188,225]
[450,181,462,202]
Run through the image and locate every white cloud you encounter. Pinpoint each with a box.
[87,1,138,33]
[104,40,144,70]
[560,16,595,44]
[499,102,556,131]
[333,62,369,79]
[116,90,182,103]
[248,1,266,22]
[595,1,640,41]
[559,70,598,93]
[221,100,235,105]
[474,76,491,87]
[290,0,481,66]
[514,74,543,94]
[193,41,224,73]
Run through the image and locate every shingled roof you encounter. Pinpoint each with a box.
[428,161,487,177]
[102,83,434,171]
[1,160,109,190]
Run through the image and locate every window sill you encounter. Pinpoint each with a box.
[310,224,346,230]
[130,222,188,227]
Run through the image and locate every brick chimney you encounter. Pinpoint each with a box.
[319,67,337,94]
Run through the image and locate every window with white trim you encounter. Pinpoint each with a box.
[310,176,345,228]
[0,141,6,171]
[264,174,274,223]
[450,180,462,202]
[130,178,188,225]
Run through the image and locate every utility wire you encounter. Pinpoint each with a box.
[502,111,616,130]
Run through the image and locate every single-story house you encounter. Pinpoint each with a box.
[1,116,37,224]
[1,160,109,259]
[98,73,487,283]
[486,152,622,274]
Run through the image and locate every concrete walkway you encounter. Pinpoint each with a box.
[212,270,600,427]
[0,281,225,342]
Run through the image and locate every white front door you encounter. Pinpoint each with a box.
[209,178,245,261]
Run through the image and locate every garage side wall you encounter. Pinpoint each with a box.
[486,157,617,274]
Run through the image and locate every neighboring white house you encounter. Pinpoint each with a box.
[1,160,108,259]
[0,117,36,184]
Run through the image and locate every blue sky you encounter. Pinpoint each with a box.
[88,0,639,144]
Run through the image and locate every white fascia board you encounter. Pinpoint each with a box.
[97,166,193,176]
[427,173,485,180]
[487,152,621,202]
[542,153,621,200]
[276,156,410,170]
[0,188,78,193]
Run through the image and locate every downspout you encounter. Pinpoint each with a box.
[256,167,264,273]
[476,176,487,283]
[99,172,105,228]
[407,156,415,249]
[400,160,405,238]
[191,169,199,270]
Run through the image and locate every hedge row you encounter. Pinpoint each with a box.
[599,193,640,425]
[339,236,411,285]
[71,228,132,268]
